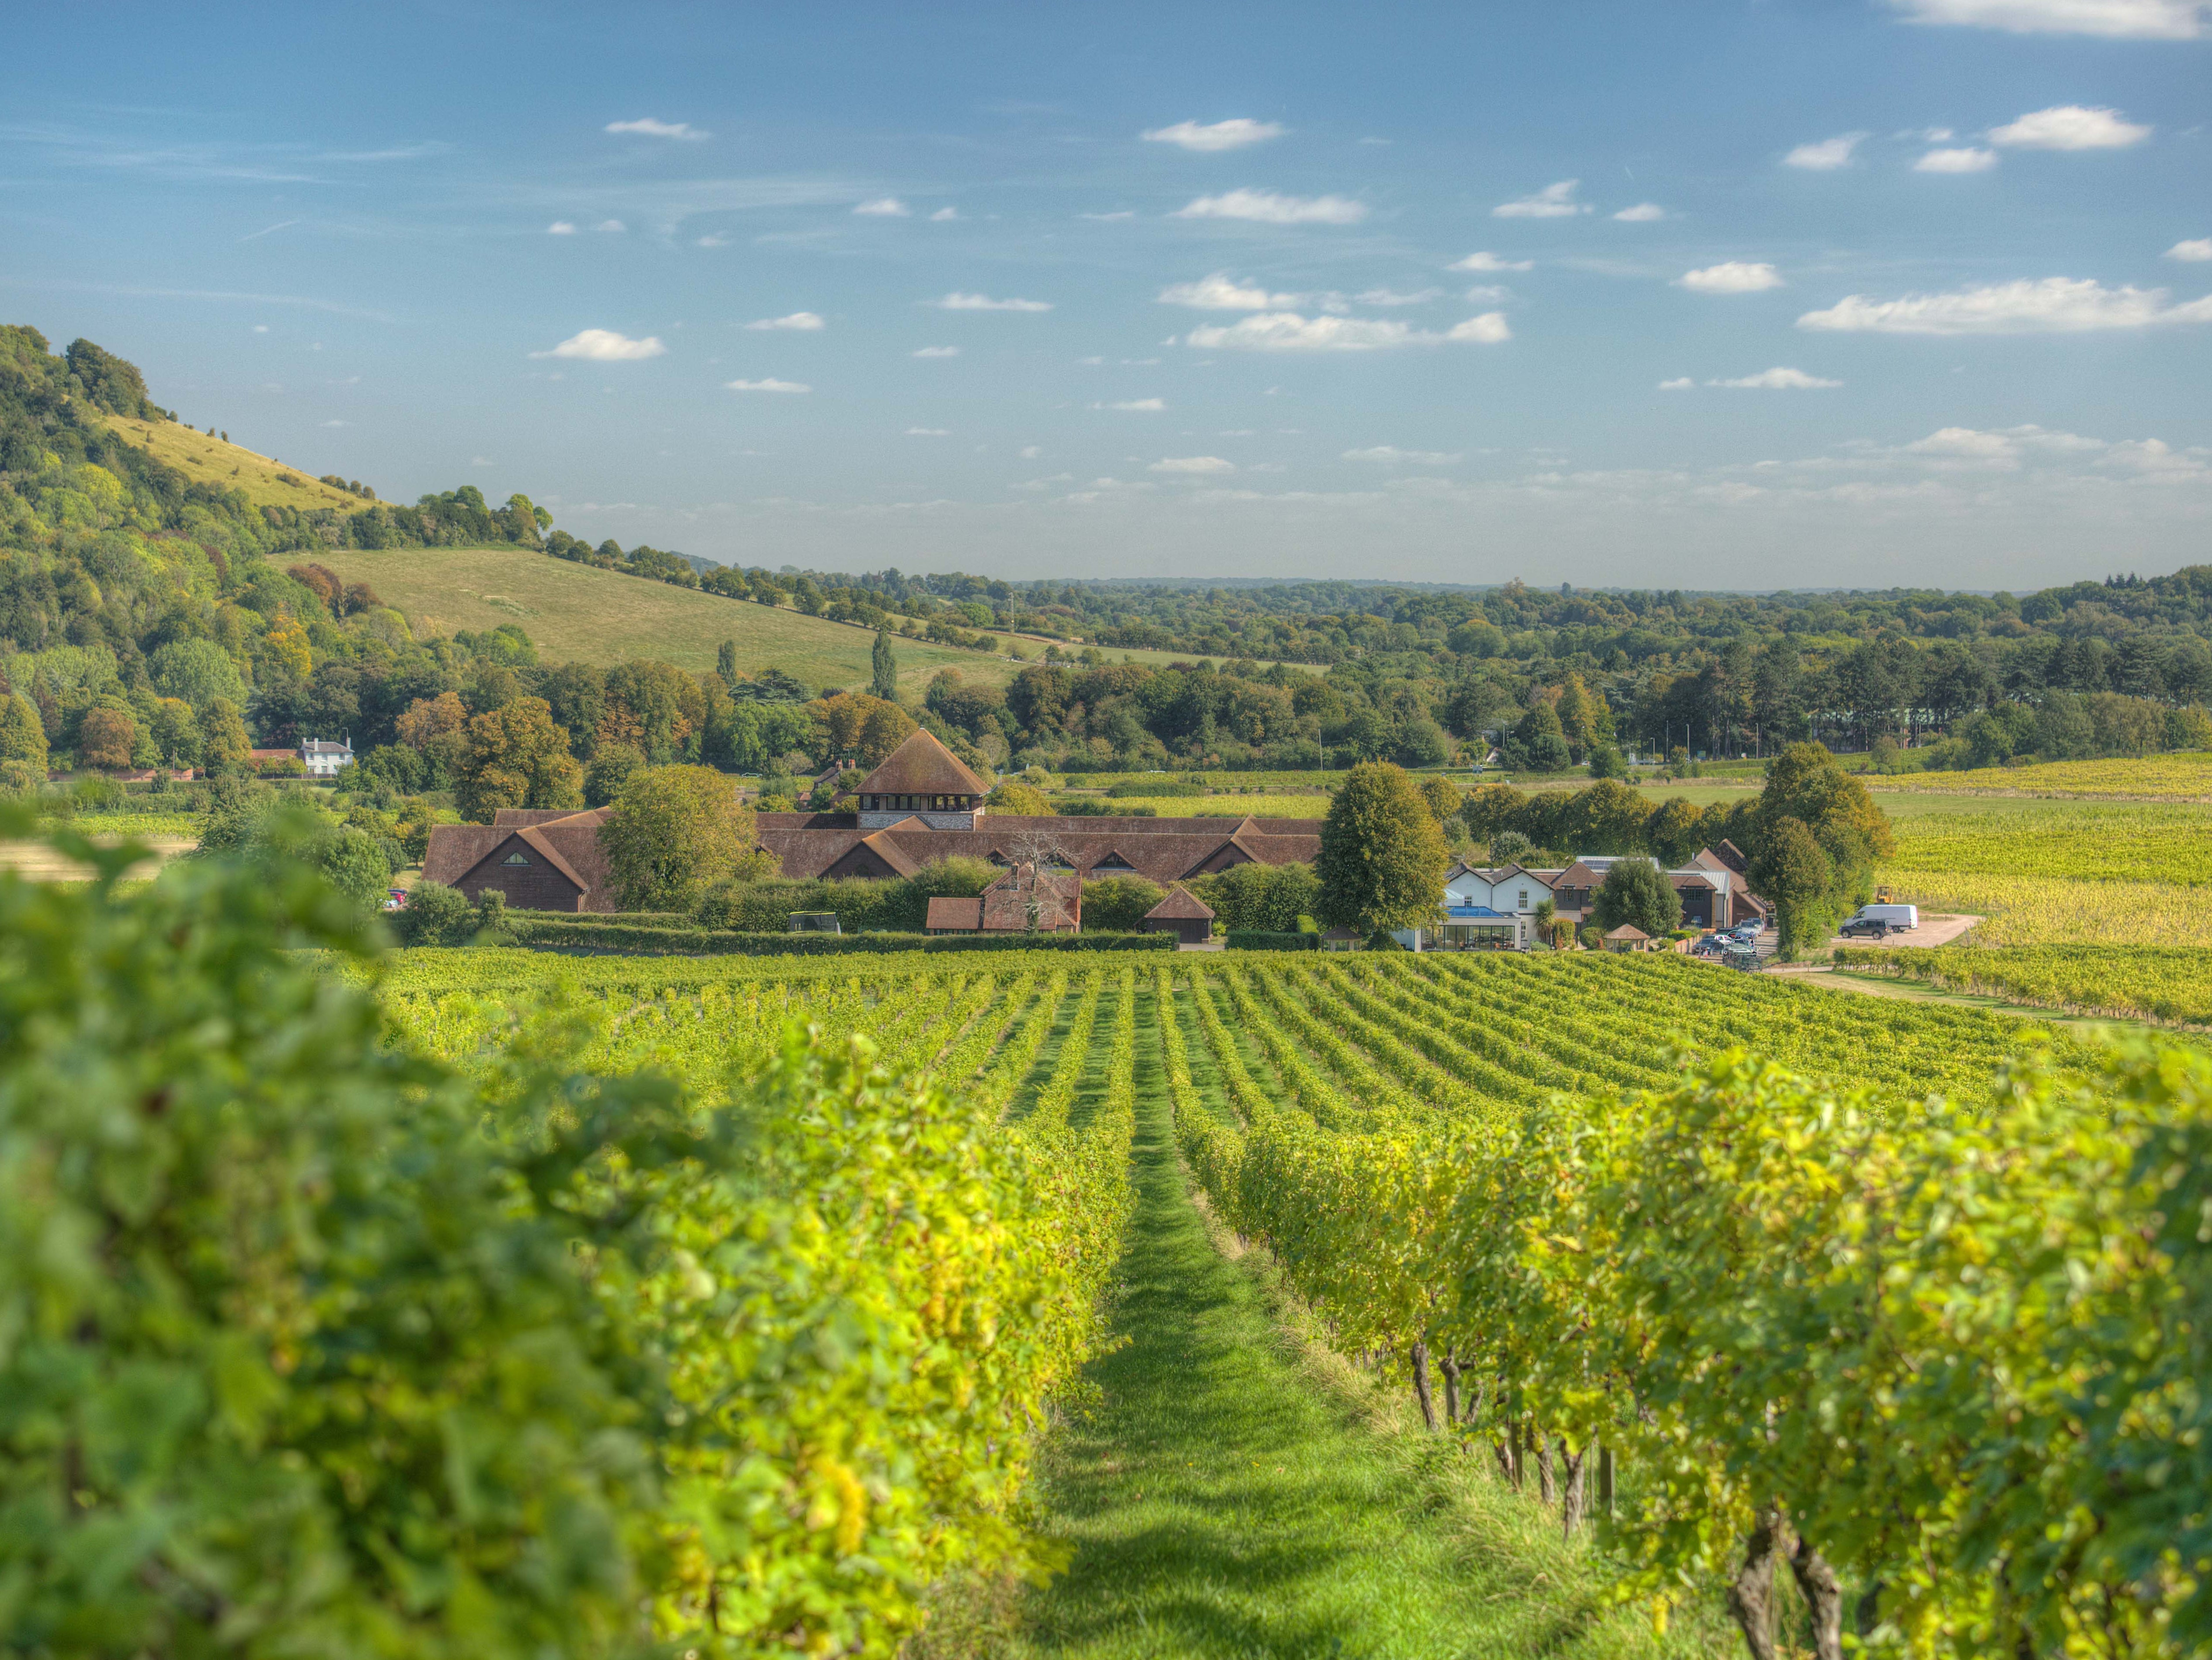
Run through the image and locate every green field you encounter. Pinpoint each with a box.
[313,545,1299,693]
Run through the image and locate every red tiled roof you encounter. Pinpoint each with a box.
[925,896,983,931]
[1145,885,1215,921]
[855,729,987,798]
[754,812,1320,885]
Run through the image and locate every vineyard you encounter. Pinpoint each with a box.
[361,948,2212,1656]
[1867,751,2212,801]
[1835,941,2212,1028]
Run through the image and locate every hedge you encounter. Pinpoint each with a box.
[503,917,1176,956]
[1225,929,1319,951]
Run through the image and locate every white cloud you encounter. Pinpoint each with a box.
[2167,238,2212,262]
[1990,104,2152,150]
[1678,261,1786,294]
[725,378,810,392]
[933,292,1053,311]
[319,419,347,427]
[1657,377,1697,390]
[1909,426,2022,459]
[1151,455,1237,474]
[854,197,910,217]
[594,219,626,233]
[1172,188,1366,225]
[1446,312,1513,343]
[1784,133,1868,170]
[1711,366,1843,388]
[1141,118,1286,152]
[252,324,269,333]
[1493,180,1587,218]
[906,427,950,436]
[1183,311,1509,350]
[1612,202,1668,221]
[1158,272,1305,309]
[1916,146,2000,172]
[1019,445,1042,459]
[531,328,666,361]
[1887,0,2209,38]
[929,206,961,221]
[471,456,494,467]
[1452,251,1533,272]
[605,117,708,140]
[745,311,825,331]
[1799,276,2212,333]
[696,234,729,247]
[1078,210,1136,221]
[1357,285,1444,305]
[1462,284,1510,302]
[1344,445,1462,464]
[547,220,577,235]
[912,345,960,357]
[1100,398,1167,411]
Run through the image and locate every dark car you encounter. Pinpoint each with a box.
[1838,916,1890,939]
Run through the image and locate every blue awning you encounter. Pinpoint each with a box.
[1445,904,1513,920]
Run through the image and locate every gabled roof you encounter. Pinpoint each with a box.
[856,729,988,798]
[1707,838,1750,876]
[851,826,921,878]
[1145,885,1215,921]
[925,895,983,930]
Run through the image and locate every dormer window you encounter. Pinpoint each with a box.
[503,852,531,865]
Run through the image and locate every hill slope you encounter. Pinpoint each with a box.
[313,544,1009,693]
[96,412,367,514]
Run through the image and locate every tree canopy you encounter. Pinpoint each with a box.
[1315,761,1450,934]
[601,765,758,910]
[1591,858,1683,939]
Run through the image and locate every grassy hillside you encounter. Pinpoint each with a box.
[312,545,998,691]
[313,544,1287,693]
[96,412,368,514]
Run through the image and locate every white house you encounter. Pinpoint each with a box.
[1383,861,1559,950]
[300,738,354,778]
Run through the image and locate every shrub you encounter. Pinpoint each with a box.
[1080,874,1165,932]
[393,879,475,946]
[1227,930,1317,951]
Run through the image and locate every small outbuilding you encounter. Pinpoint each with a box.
[1142,885,1215,945]
[1602,923,1652,953]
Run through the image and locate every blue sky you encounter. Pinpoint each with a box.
[7,0,2209,589]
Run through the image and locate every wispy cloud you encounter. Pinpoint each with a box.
[906,427,950,436]
[1493,180,1588,218]
[745,311,825,331]
[1150,455,1236,473]
[912,345,960,357]
[1612,202,1668,221]
[1344,445,1462,464]
[1678,261,1785,294]
[929,206,961,221]
[6,280,393,322]
[854,196,910,216]
[1357,286,1444,305]
[1709,366,1843,388]
[1158,272,1307,309]
[1784,132,1868,170]
[1078,210,1137,221]
[1183,311,1509,350]
[1142,118,1286,151]
[1173,189,1366,225]
[1988,104,2152,149]
[725,377,810,392]
[594,218,626,233]
[1915,146,2000,171]
[1098,398,1166,411]
[605,117,708,140]
[1887,0,2209,39]
[1799,276,2212,333]
[547,220,577,235]
[532,329,665,360]
[1451,251,1533,272]
[932,292,1053,311]
[240,219,299,241]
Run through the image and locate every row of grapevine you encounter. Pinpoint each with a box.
[1164,960,2211,1660]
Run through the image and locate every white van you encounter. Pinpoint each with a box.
[1840,903,1918,937]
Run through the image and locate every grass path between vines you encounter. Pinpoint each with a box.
[923,990,1716,1660]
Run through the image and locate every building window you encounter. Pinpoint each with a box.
[1518,889,1528,909]
[503,852,530,865]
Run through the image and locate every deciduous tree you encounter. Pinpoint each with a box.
[1315,761,1449,934]
[456,697,582,823]
[601,765,757,910]
[1591,858,1683,939]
